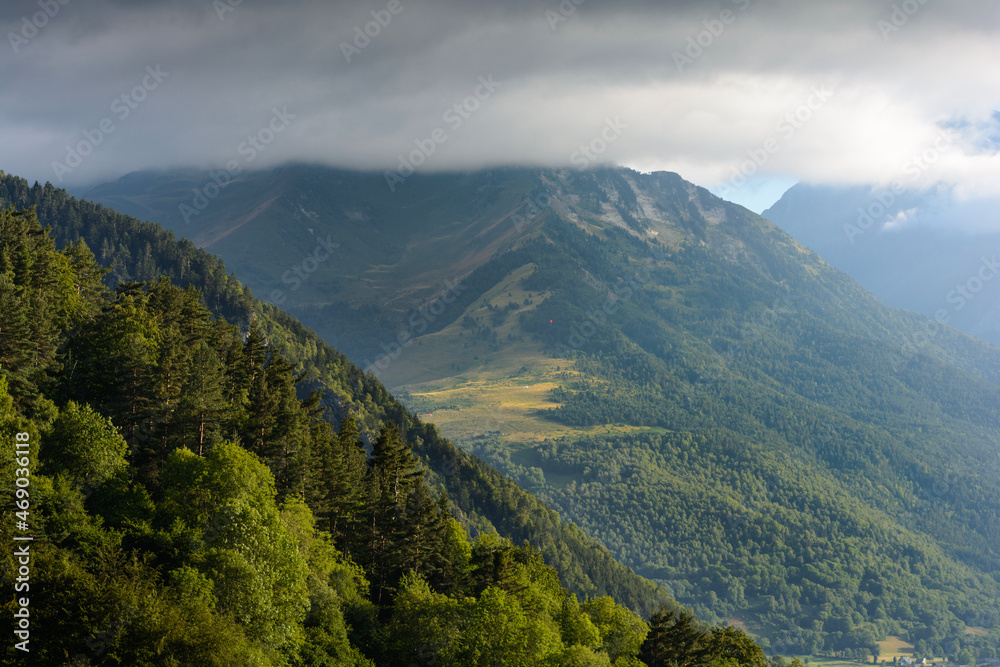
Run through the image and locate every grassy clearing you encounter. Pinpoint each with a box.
[377,264,657,454]
[876,636,915,660]
[781,642,954,667]
[394,364,648,447]
[795,657,866,667]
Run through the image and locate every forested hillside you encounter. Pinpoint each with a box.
[0,172,675,616]
[74,165,1000,660]
[1,202,777,665]
[0,174,804,664]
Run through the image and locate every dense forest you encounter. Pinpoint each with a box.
[233,167,1000,659]
[0,172,677,617]
[5,167,1000,662]
[0,177,780,664]
[0,203,775,665]
[436,196,1000,660]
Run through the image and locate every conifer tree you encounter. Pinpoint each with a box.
[320,415,366,550]
[402,483,452,586]
[175,340,228,456]
[364,421,424,604]
[640,607,710,667]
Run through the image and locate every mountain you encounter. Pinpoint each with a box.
[762,183,1000,346]
[5,197,722,665]
[76,164,1000,660]
[0,171,681,633]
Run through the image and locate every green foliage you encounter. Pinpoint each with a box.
[708,626,770,667]
[560,592,602,648]
[43,400,129,489]
[161,442,310,651]
[1,176,674,616]
[582,596,650,664]
[449,585,562,665]
[0,198,690,665]
[641,607,712,667]
[382,189,1000,654]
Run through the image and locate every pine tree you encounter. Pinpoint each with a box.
[239,329,279,456]
[65,285,163,479]
[402,483,452,587]
[363,421,424,605]
[640,607,710,667]
[370,421,422,507]
[318,415,366,551]
[0,206,104,413]
[61,237,107,321]
[175,341,228,456]
[0,271,32,404]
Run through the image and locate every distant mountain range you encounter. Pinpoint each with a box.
[73,164,1000,656]
[763,183,1000,346]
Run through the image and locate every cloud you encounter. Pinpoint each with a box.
[1,0,999,219]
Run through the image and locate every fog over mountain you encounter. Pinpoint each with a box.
[2,0,999,214]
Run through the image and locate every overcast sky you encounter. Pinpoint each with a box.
[2,0,998,213]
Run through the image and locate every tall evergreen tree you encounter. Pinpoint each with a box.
[364,421,424,605]
[402,483,453,587]
[318,415,367,551]
[0,206,104,413]
[370,421,422,507]
[64,285,164,479]
[640,607,710,667]
[175,340,228,456]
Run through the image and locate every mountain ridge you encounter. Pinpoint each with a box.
[763,182,1000,347]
